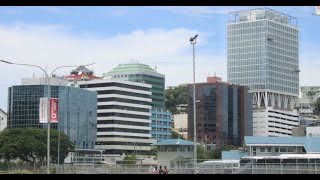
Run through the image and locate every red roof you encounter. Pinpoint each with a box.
[66,74,102,80]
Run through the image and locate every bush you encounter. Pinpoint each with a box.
[8,170,32,174]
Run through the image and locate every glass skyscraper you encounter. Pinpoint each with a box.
[8,85,97,149]
[227,8,299,137]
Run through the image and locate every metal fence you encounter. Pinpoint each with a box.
[2,160,320,174]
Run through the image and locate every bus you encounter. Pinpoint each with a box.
[196,160,240,174]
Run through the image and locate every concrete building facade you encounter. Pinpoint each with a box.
[77,79,155,154]
[0,108,7,131]
[102,62,165,110]
[102,62,172,143]
[173,113,188,140]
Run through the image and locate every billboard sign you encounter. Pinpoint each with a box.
[306,126,320,137]
[39,97,58,123]
[39,97,48,123]
[50,98,58,123]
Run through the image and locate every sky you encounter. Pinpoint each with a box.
[0,6,320,111]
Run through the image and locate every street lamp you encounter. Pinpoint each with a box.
[0,59,95,174]
[190,34,198,174]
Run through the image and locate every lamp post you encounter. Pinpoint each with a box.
[0,59,94,174]
[190,34,198,173]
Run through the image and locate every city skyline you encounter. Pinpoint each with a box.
[1,6,319,110]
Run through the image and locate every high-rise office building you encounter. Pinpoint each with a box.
[103,62,172,142]
[77,79,155,154]
[7,85,97,149]
[187,77,253,147]
[103,63,165,109]
[227,8,300,136]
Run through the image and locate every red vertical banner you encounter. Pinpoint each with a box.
[50,98,58,123]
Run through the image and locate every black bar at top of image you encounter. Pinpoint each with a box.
[0,0,319,6]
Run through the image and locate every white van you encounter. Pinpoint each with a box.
[196,160,240,174]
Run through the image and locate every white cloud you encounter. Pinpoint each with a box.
[0,19,319,110]
[0,23,211,110]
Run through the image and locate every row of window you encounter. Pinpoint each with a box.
[228,20,266,30]
[96,142,151,146]
[268,130,291,135]
[268,117,299,124]
[97,90,150,99]
[97,120,149,127]
[97,97,150,105]
[97,113,149,120]
[97,105,150,113]
[97,135,149,139]
[268,125,292,131]
[80,82,150,92]
[268,111,299,118]
[97,128,149,134]
[151,128,170,132]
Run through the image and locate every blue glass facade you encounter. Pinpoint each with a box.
[8,85,97,149]
[150,109,173,142]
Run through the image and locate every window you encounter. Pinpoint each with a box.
[267,147,272,152]
[288,147,295,153]
[280,147,287,152]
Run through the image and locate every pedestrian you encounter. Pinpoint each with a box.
[159,165,164,174]
[163,166,169,174]
[153,166,159,174]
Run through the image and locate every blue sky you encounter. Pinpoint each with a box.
[0,6,319,110]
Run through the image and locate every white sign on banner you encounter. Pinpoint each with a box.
[306,126,320,137]
[39,97,48,123]
[50,98,59,123]
[316,6,320,16]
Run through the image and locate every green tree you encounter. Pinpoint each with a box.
[124,154,138,165]
[148,146,157,156]
[0,128,74,165]
[315,97,320,115]
[165,86,188,114]
[171,131,185,140]
[197,145,207,162]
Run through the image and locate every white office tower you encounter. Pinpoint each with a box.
[77,79,155,154]
[227,8,300,136]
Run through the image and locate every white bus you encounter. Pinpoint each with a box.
[196,160,240,174]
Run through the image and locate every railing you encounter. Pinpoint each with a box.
[2,160,320,174]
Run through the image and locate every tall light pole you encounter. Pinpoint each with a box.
[190,34,198,173]
[0,59,94,174]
